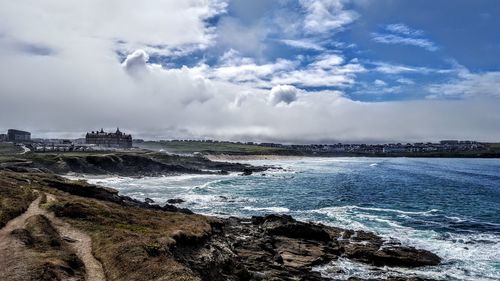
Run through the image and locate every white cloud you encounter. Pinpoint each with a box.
[0,1,499,143]
[428,69,500,99]
[215,16,269,57]
[208,50,297,87]
[372,33,438,51]
[396,78,415,85]
[374,79,387,87]
[300,0,359,33]
[311,53,344,68]
[372,62,450,74]
[385,23,424,36]
[271,55,365,88]
[206,51,363,89]
[122,49,149,75]
[269,85,299,105]
[371,23,437,51]
[280,39,325,51]
[0,0,226,56]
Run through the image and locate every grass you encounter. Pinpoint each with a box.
[0,143,22,155]
[0,171,38,227]
[0,171,217,280]
[48,192,211,281]
[137,140,285,155]
[486,143,500,151]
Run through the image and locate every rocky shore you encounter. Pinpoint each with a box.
[0,153,442,281]
[175,214,440,281]
[17,172,441,280]
[0,151,271,176]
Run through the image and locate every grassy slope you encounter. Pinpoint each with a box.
[0,171,215,281]
[0,143,22,155]
[137,141,286,155]
[0,172,37,227]
[48,193,212,281]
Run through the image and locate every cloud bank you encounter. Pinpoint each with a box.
[0,0,499,143]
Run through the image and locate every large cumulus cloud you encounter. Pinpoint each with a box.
[0,1,499,143]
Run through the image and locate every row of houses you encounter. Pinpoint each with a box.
[258,141,486,154]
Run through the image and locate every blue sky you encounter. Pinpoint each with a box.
[152,0,500,102]
[0,0,499,142]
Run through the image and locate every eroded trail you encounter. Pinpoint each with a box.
[0,194,106,281]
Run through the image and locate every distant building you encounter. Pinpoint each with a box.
[7,129,31,143]
[85,128,132,148]
[440,140,459,145]
[0,134,6,142]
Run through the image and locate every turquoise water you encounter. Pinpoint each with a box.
[84,157,500,280]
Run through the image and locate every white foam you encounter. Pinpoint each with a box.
[303,205,500,281]
[242,206,290,213]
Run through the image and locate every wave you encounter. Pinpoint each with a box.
[299,206,500,281]
[243,206,290,213]
[311,205,441,216]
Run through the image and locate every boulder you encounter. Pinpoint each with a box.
[167,198,185,204]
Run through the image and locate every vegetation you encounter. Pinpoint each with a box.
[0,172,37,227]
[137,140,286,155]
[48,192,213,281]
[0,171,215,281]
[0,143,22,156]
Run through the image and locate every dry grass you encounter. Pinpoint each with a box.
[0,172,38,228]
[19,214,86,281]
[47,190,213,281]
[0,171,217,281]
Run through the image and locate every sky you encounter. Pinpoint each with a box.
[0,0,499,143]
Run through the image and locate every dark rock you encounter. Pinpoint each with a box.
[240,169,253,176]
[171,214,441,281]
[341,234,441,268]
[161,204,193,214]
[18,152,269,177]
[144,197,155,204]
[167,198,185,204]
[260,214,332,242]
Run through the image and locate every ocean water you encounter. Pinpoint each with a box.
[81,157,500,280]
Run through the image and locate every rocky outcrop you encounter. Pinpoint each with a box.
[172,214,441,281]
[1,170,441,281]
[0,152,270,177]
[40,175,193,214]
[167,198,185,204]
[39,176,440,280]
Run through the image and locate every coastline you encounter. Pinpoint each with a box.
[0,170,442,281]
[0,151,448,281]
[206,154,305,162]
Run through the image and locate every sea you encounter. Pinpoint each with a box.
[79,157,500,280]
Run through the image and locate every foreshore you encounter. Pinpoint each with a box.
[0,151,443,281]
[206,154,305,162]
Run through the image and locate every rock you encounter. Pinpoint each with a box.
[260,214,332,242]
[240,169,253,176]
[161,204,193,214]
[372,246,441,267]
[167,198,185,204]
[144,197,155,204]
[172,214,441,281]
[341,232,441,268]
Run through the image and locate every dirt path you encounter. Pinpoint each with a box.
[0,196,42,281]
[0,194,106,281]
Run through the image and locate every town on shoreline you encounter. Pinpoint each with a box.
[1,128,500,158]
